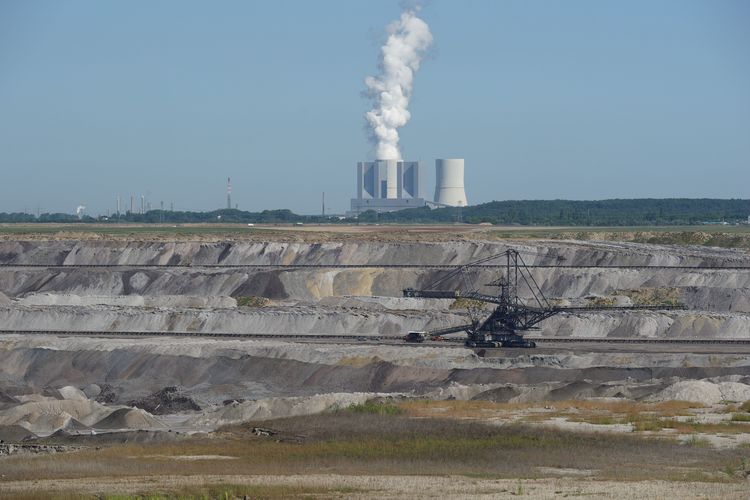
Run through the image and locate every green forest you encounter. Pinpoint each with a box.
[1,199,749,226]
[359,199,750,225]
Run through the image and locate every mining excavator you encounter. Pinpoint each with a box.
[403,249,683,348]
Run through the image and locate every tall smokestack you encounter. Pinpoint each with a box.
[130,195,134,214]
[227,177,232,210]
[364,6,433,160]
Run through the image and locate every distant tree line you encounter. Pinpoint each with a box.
[1,199,749,226]
[358,199,750,226]
[0,209,333,224]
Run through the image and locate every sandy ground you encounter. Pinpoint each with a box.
[1,473,748,499]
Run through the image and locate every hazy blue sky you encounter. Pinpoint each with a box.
[1,0,748,215]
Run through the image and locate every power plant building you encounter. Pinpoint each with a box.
[349,157,468,215]
[350,160,426,214]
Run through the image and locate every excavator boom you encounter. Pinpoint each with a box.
[403,249,684,348]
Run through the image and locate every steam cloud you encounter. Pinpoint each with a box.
[364,7,433,160]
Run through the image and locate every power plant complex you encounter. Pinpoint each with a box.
[352,6,468,215]
[350,158,467,215]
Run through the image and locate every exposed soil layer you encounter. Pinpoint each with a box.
[1,239,749,341]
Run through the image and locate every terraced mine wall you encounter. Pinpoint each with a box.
[1,266,748,311]
[2,239,748,267]
[0,239,749,338]
[3,334,750,436]
[2,238,750,439]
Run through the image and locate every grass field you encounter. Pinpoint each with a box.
[2,411,747,484]
[2,409,750,497]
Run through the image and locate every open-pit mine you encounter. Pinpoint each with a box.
[1,227,750,498]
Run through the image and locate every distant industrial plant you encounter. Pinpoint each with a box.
[352,6,468,216]
[349,158,467,215]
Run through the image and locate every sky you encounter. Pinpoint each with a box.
[1,0,748,215]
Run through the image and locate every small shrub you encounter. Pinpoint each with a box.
[684,434,712,448]
[730,413,750,422]
[627,414,664,432]
[632,419,664,432]
[739,401,750,412]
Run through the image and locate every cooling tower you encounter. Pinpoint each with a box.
[434,159,467,206]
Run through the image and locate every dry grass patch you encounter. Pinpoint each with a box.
[617,287,681,307]
[397,399,703,421]
[2,483,367,499]
[450,297,489,311]
[396,399,725,436]
[117,483,365,499]
[586,296,617,307]
[669,421,750,435]
[2,484,365,500]
[487,229,750,249]
[2,411,747,485]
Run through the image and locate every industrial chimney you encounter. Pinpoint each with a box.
[434,159,467,207]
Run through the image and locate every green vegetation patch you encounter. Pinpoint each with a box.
[235,296,271,307]
[341,400,403,416]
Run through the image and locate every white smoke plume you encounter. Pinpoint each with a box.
[364,7,433,160]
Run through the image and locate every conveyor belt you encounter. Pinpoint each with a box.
[0,329,747,345]
[0,263,749,270]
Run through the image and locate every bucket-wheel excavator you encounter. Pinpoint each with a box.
[403,249,683,348]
